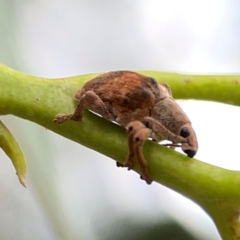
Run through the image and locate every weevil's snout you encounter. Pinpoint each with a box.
[181,141,198,158]
[179,124,198,158]
[183,149,196,158]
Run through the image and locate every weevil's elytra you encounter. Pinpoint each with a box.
[53,70,198,184]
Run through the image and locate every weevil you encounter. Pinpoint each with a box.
[53,71,198,184]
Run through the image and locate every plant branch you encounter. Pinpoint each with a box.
[141,70,240,105]
[1,63,240,239]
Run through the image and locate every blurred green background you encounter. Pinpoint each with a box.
[1,0,240,239]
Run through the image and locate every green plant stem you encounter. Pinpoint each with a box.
[1,63,240,239]
[0,120,26,187]
[142,71,240,105]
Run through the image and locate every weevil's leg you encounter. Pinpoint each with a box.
[125,121,146,169]
[163,143,181,148]
[116,127,136,169]
[54,91,114,124]
[116,121,146,169]
[163,142,180,151]
[133,128,152,184]
[73,91,114,121]
[53,113,74,124]
[143,117,187,144]
[169,142,178,150]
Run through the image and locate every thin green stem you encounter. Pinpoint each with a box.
[0,63,240,239]
[0,120,26,187]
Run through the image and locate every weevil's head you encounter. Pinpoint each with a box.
[178,123,198,158]
[152,97,198,158]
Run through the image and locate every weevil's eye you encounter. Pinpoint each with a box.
[180,127,190,138]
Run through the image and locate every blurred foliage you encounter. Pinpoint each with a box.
[0,0,17,67]
[99,217,199,240]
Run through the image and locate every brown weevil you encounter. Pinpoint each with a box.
[54,71,198,184]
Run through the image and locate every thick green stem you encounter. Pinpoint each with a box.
[1,63,240,239]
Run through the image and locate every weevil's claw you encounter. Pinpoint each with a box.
[116,162,124,167]
[140,175,152,185]
[116,161,134,170]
